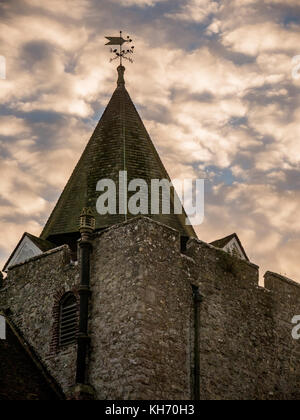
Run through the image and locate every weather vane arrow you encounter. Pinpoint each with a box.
[105,31,134,65]
[105,36,126,46]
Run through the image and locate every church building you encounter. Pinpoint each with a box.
[0,63,299,400]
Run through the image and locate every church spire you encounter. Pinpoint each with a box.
[40,40,196,245]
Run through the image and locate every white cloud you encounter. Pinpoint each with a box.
[0,116,30,136]
[167,0,221,23]
[222,23,300,56]
[112,0,167,6]
[24,0,90,19]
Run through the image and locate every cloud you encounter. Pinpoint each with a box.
[24,0,90,19]
[0,116,30,137]
[222,23,300,56]
[166,0,221,23]
[115,0,168,6]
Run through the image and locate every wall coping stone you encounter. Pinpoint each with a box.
[187,237,260,270]
[7,245,70,272]
[264,271,300,289]
[92,215,182,238]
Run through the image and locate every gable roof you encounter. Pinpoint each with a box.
[25,233,55,252]
[41,65,196,241]
[3,232,55,272]
[0,313,64,400]
[210,233,249,261]
[210,233,237,249]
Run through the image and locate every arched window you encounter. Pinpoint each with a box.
[59,293,78,347]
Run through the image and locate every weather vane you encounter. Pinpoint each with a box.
[105,31,134,65]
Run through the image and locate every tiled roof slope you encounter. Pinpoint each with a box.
[210,233,236,249]
[41,66,196,240]
[0,315,64,400]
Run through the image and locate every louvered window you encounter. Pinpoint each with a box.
[59,294,78,347]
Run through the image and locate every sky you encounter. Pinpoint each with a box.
[0,0,300,283]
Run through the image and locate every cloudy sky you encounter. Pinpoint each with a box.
[0,0,300,283]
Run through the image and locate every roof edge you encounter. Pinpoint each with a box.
[0,311,65,400]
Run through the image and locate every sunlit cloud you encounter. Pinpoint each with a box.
[166,0,221,23]
[115,0,168,6]
[222,23,300,56]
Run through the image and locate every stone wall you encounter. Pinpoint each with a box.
[89,217,300,400]
[0,245,79,395]
[1,216,299,400]
[186,239,300,400]
[264,271,300,399]
[89,217,193,399]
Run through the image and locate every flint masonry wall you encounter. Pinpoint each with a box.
[1,216,299,400]
[186,239,300,400]
[89,217,300,400]
[0,246,79,394]
[264,271,300,399]
[89,217,193,399]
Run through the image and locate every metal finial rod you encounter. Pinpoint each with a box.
[120,30,122,66]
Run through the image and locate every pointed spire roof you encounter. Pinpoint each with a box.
[41,66,196,241]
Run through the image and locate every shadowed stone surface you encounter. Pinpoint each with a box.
[0,319,63,400]
[0,246,79,395]
[1,217,299,400]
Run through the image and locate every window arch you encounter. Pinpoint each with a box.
[59,293,78,347]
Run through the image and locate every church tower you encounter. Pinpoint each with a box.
[1,42,300,401]
[1,59,200,400]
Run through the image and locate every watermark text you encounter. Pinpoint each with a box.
[0,55,6,80]
[96,171,205,226]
